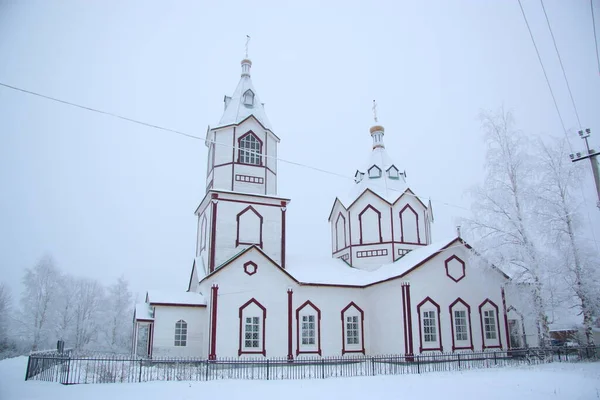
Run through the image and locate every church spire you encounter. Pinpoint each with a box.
[370,100,385,150]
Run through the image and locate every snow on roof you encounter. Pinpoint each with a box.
[146,290,206,306]
[215,60,272,130]
[286,237,458,287]
[135,303,153,320]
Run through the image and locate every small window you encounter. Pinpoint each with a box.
[454,310,468,341]
[243,89,255,106]
[346,316,360,345]
[387,165,399,179]
[423,311,437,342]
[244,316,260,348]
[174,320,187,346]
[484,310,497,340]
[239,133,262,165]
[368,165,381,178]
[301,315,316,345]
[354,170,365,183]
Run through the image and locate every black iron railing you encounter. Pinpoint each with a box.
[24,346,599,385]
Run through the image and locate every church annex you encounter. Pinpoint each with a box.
[132,56,538,359]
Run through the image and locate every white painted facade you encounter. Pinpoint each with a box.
[133,57,539,359]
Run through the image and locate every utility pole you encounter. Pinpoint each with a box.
[569,129,600,209]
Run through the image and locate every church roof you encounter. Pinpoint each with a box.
[145,290,207,306]
[215,59,272,130]
[134,303,153,321]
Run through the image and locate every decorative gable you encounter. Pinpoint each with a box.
[243,89,255,106]
[445,255,466,283]
[386,165,400,179]
[367,165,382,179]
[354,170,365,183]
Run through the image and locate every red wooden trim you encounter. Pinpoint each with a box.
[209,284,219,360]
[209,194,218,273]
[243,261,258,276]
[390,207,395,260]
[348,211,353,266]
[231,127,236,191]
[214,114,279,138]
[406,284,414,355]
[340,302,365,355]
[238,298,267,356]
[417,296,443,352]
[448,298,473,351]
[264,131,268,195]
[327,198,347,222]
[235,174,264,184]
[444,255,466,283]
[399,204,421,244]
[296,300,322,356]
[281,203,286,269]
[335,213,347,252]
[287,289,293,360]
[237,130,264,166]
[217,197,287,208]
[401,284,408,354]
[150,303,207,308]
[478,299,503,350]
[501,287,510,350]
[212,161,277,176]
[358,204,383,244]
[200,214,207,252]
[236,205,264,248]
[356,248,388,258]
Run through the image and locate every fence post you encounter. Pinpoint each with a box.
[494,351,497,366]
[138,359,142,383]
[24,356,31,381]
[205,359,209,381]
[371,357,375,376]
[266,359,270,381]
[65,357,71,385]
[416,355,420,374]
[321,358,325,379]
[457,353,461,370]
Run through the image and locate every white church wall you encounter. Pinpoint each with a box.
[201,250,295,358]
[349,193,392,245]
[212,127,234,166]
[364,281,405,355]
[151,306,207,358]
[266,169,277,196]
[403,245,509,353]
[265,133,278,175]
[212,164,233,191]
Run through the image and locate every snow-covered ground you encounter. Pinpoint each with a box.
[1,356,599,400]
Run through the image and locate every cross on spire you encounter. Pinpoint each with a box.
[372,100,378,123]
[245,35,251,59]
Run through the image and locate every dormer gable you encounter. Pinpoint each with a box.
[243,89,255,106]
[367,165,382,179]
[386,165,400,179]
[354,170,365,183]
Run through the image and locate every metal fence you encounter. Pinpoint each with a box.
[25,346,600,385]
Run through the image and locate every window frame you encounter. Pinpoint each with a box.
[237,131,263,166]
[174,320,187,347]
[243,89,255,106]
[238,298,267,356]
[296,300,322,356]
[449,298,473,351]
[417,297,443,352]
[341,302,365,355]
[478,299,502,350]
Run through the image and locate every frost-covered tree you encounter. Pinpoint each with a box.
[19,255,61,351]
[72,278,105,350]
[0,283,12,349]
[102,276,133,352]
[465,109,549,346]
[53,274,77,345]
[535,138,600,345]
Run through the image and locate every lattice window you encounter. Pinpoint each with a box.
[484,310,497,340]
[244,316,260,348]
[174,320,187,347]
[239,134,262,165]
[346,316,359,345]
[423,311,437,342]
[454,310,468,341]
[301,315,316,345]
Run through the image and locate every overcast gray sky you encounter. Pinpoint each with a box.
[1,0,599,300]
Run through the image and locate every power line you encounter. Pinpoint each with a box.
[592,0,600,75]
[517,0,570,145]
[540,0,582,128]
[0,81,470,212]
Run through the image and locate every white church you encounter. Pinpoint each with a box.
[132,56,539,359]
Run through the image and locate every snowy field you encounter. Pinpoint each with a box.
[1,356,599,400]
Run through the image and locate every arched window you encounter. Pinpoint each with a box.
[238,132,262,165]
[174,320,187,347]
[341,302,365,355]
[417,297,442,352]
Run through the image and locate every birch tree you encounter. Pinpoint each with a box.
[72,278,104,350]
[536,138,600,345]
[20,255,60,351]
[0,283,11,351]
[103,276,132,352]
[466,109,550,346]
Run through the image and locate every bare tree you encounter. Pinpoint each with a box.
[72,278,104,350]
[19,255,60,351]
[0,283,11,347]
[102,276,133,352]
[536,138,600,345]
[53,274,77,345]
[465,109,549,346]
